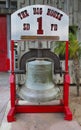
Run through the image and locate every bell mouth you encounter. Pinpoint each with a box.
[17,86,60,103]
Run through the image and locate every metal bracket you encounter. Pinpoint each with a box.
[19,48,62,75]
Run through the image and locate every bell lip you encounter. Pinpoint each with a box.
[17,86,60,103]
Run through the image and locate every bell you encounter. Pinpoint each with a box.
[18,59,59,103]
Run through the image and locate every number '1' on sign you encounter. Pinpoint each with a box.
[37,17,44,34]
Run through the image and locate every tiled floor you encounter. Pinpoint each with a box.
[0,72,10,125]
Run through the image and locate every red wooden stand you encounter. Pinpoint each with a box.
[7,40,72,122]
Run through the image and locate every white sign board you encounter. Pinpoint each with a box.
[11,5,69,41]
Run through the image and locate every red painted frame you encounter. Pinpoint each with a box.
[7,40,72,122]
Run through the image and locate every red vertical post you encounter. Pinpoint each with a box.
[63,42,72,120]
[65,41,69,72]
[63,41,70,107]
[10,40,16,108]
[7,40,16,122]
[11,40,14,72]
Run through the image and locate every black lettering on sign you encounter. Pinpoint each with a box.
[33,8,43,15]
[47,8,63,21]
[51,24,58,31]
[23,23,30,30]
[18,10,29,20]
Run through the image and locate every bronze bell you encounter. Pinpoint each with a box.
[18,59,59,103]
